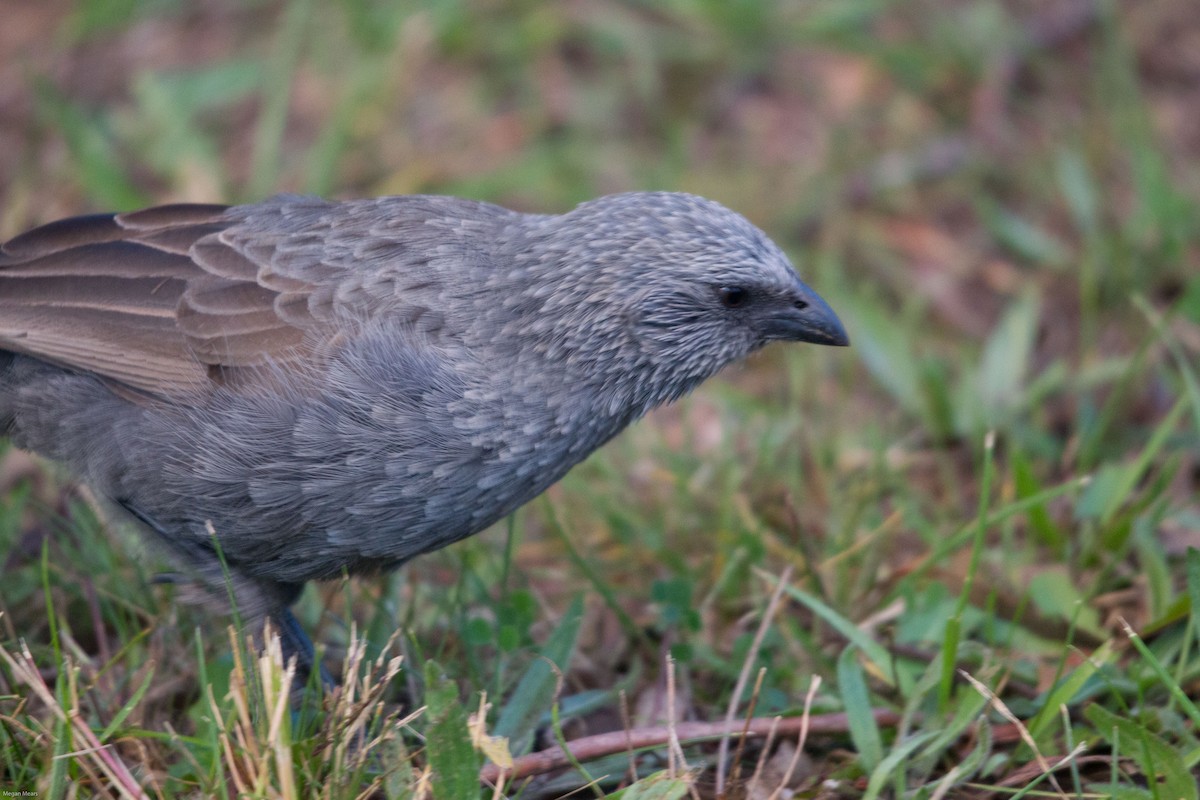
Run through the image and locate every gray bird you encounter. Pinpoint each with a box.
[0,191,847,680]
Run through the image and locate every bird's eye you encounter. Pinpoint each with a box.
[717,286,751,309]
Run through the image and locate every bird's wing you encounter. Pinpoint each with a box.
[0,197,477,399]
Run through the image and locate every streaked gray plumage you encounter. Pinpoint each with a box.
[0,191,847,677]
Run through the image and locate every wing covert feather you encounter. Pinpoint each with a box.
[1,194,509,398]
[0,203,312,396]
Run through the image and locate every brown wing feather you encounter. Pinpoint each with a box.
[3,214,142,257]
[0,204,321,398]
[136,223,229,255]
[0,274,187,316]
[114,203,231,230]
[0,306,200,391]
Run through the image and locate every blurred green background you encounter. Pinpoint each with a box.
[1,0,1199,796]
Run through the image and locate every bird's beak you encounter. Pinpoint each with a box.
[762,281,850,347]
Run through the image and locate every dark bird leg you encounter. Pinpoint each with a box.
[271,589,337,692]
[119,498,334,698]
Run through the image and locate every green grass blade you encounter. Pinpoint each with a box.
[98,664,156,741]
[1099,396,1187,525]
[941,432,995,709]
[862,730,938,800]
[1027,639,1115,740]
[783,580,893,687]
[837,646,884,772]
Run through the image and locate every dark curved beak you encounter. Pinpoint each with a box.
[762,281,850,347]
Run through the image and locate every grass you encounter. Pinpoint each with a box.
[1,0,1199,796]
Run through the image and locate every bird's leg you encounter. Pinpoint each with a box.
[117,499,336,701]
[271,604,337,693]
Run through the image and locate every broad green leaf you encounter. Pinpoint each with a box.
[1085,704,1197,800]
[610,770,693,800]
[424,661,480,800]
[493,595,584,754]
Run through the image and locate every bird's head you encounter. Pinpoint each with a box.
[565,193,847,398]
[494,192,848,416]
